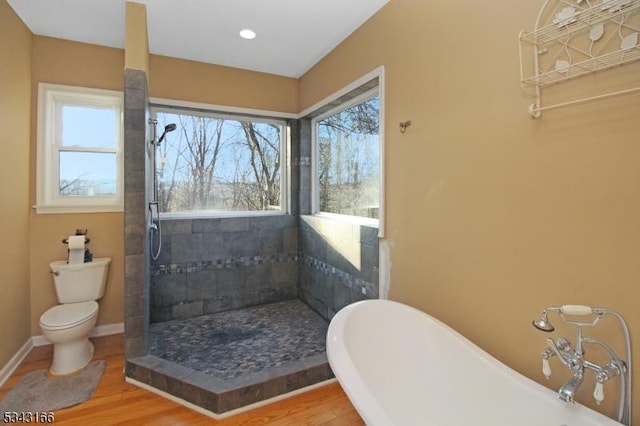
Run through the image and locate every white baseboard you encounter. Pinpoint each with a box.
[32,322,124,347]
[125,376,336,420]
[0,338,34,389]
[1,322,124,388]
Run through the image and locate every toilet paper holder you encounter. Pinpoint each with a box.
[61,237,90,244]
[62,229,90,245]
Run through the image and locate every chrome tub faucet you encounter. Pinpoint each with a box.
[532,305,632,426]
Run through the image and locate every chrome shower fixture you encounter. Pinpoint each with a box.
[532,307,560,332]
[532,304,632,426]
[148,119,177,146]
[157,123,177,145]
[147,119,176,261]
[532,305,606,332]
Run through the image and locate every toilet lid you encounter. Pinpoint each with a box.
[40,301,98,330]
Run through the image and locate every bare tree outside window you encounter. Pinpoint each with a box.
[154,110,284,215]
[317,95,379,219]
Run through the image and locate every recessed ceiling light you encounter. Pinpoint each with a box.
[239,29,256,40]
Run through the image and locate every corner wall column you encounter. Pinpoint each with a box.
[123,70,149,358]
[123,1,151,359]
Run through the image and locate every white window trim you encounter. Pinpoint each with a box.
[36,83,124,214]
[310,70,385,237]
[150,103,291,218]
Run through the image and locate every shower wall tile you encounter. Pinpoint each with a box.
[124,170,144,195]
[283,227,298,253]
[191,218,221,233]
[246,263,272,290]
[203,295,233,314]
[125,254,145,290]
[220,217,250,232]
[150,215,299,323]
[124,192,145,217]
[152,272,187,307]
[217,268,247,297]
[298,119,312,215]
[163,220,192,235]
[298,215,379,321]
[202,233,227,260]
[124,139,145,178]
[125,211,145,256]
[124,70,147,90]
[172,301,203,320]
[124,87,146,110]
[150,306,172,323]
[258,229,283,254]
[124,69,150,359]
[271,261,297,287]
[124,108,145,131]
[125,289,145,318]
[171,233,203,263]
[125,314,145,339]
[187,270,218,301]
[224,231,257,257]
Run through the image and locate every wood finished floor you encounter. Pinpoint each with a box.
[0,334,365,425]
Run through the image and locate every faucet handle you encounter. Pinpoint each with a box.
[546,338,571,367]
[542,358,552,379]
[593,382,604,405]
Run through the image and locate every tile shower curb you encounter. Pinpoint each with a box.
[125,352,333,414]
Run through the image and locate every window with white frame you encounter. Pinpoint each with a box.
[36,84,123,213]
[313,88,380,222]
[151,106,288,217]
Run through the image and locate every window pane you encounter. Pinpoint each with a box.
[154,112,283,214]
[59,152,117,196]
[317,96,380,218]
[62,105,118,148]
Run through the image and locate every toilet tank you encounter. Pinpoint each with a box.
[49,257,111,303]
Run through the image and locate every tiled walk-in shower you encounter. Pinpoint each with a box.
[127,299,334,414]
[123,69,380,415]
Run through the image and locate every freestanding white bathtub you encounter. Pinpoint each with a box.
[327,299,622,426]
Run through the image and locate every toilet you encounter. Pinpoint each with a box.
[39,257,111,375]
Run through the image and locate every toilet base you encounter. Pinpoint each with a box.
[50,339,95,375]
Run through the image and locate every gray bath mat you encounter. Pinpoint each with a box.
[0,360,105,412]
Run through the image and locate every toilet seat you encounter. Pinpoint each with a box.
[40,301,98,330]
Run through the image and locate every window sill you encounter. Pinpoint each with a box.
[312,212,379,229]
[34,204,124,214]
[159,210,289,220]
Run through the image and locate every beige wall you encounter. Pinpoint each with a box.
[299,1,640,423]
[125,1,149,72]
[0,0,32,367]
[29,37,126,334]
[149,55,298,113]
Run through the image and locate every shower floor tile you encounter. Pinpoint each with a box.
[148,299,329,381]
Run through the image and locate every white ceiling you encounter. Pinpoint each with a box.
[7,0,389,78]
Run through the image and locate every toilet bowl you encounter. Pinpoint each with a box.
[40,300,99,375]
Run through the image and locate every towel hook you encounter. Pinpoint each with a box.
[399,120,412,134]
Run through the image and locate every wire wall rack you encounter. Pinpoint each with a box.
[519,0,640,117]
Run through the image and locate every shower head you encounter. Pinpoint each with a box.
[532,311,555,332]
[157,123,177,144]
